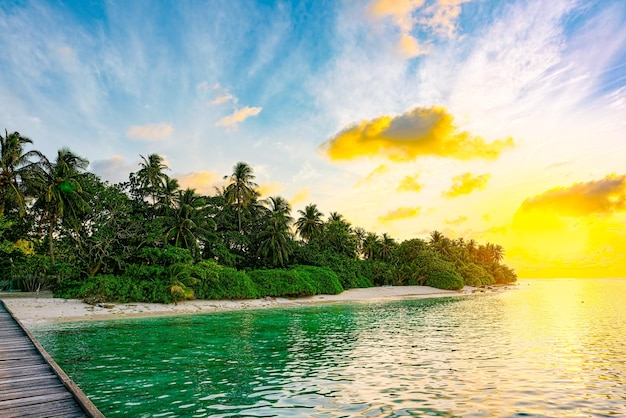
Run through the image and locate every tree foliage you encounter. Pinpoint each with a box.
[0,127,517,301]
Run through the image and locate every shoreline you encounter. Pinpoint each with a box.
[1,285,507,327]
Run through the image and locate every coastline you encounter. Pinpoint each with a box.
[1,285,507,326]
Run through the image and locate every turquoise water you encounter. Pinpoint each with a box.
[33,279,626,417]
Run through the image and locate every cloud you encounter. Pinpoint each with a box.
[89,155,136,184]
[290,188,310,206]
[485,174,626,278]
[258,181,284,197]
[421,0,472,37]
[196,81,213,91]
[322,106,514,162]
[396,174,422,192]
[354,164,390,188]
[445,215,468,226]
[516,173,626,218]
[126,123,173,141]
[211,94,235,105]
[368,0,470,57]
[215,106,263,127]
[443,172,490,198]
[378,206,421,224]
[398,32,431,57]
[176,171,220,196]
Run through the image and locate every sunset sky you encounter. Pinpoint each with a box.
[1,0,625,278]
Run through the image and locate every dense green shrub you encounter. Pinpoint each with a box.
[458,263,494,286]
[194,263,260,300]
[56,274,142,303]
[291,265,343,295]
[425,269,464,290]
[248,269,315,297]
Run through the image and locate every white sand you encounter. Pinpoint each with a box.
[2,285,497,326]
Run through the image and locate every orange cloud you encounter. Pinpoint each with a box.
[396,174,422,192]
[378,206,421,224]
[215,106,262,127]
[290,188,310,206]
[443,172,490,198]
[369,0,469,57]
[354,164,389,188]
[370,0,424,31]
[482,173,626,278]
[516,173,626,218]
[258,182,284,197]
[321,106,514,162]
[176,171,220,196]
[211,94,234,105]
[398,32,430,57]
[126,123,173,141]
[445,216,468,226]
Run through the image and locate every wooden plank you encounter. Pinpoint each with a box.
[0,366,53,381]
[0,373,59,391]
[0,399,87,418]
[0,383,68,403]
[0,301,104,417]
[0,391,75,409]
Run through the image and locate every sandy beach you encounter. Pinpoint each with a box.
[1,285,499,326]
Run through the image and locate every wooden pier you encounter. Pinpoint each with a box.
[0,300,104,417]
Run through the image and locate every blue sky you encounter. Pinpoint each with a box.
[2,0,626,277]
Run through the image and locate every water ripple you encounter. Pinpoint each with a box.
[33,279,626,417]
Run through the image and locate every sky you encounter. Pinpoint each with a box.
[1,0,625,278]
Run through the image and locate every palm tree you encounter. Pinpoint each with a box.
[379,233,397,261]
[30,148,90,264]
[223,162,258,232]
[257,215,293,267]
[486,242,504,263]
[133,154,170,204]
[362,232,380,260]
[429,230,452,257]
[429,230,444,245]
[328,211,345,223]
[323,212,357,259]
[164,188,214,258]
[0,130,43,216]
[258,195,294,267]
[157,176,180,212]
[295,203,324,243]
[264,196,293,223]
[466,239,477,258]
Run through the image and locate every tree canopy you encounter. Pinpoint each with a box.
[0,128,517,302]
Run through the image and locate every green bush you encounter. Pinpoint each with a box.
[458,263,494,287]
[353,274,374,288]
[194,264,260,300]
[56,274,142,303]
[291,265,343,295]
[248,269,315,297]
[425,269,464,290]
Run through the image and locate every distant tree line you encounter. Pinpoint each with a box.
[0,130,516,303]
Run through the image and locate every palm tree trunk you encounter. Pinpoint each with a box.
[48,216,55,265]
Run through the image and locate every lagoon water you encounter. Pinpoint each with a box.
[33,279,625,417]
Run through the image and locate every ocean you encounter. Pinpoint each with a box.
[32,279,626,417]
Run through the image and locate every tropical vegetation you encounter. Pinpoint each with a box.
[0,129,517,302]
